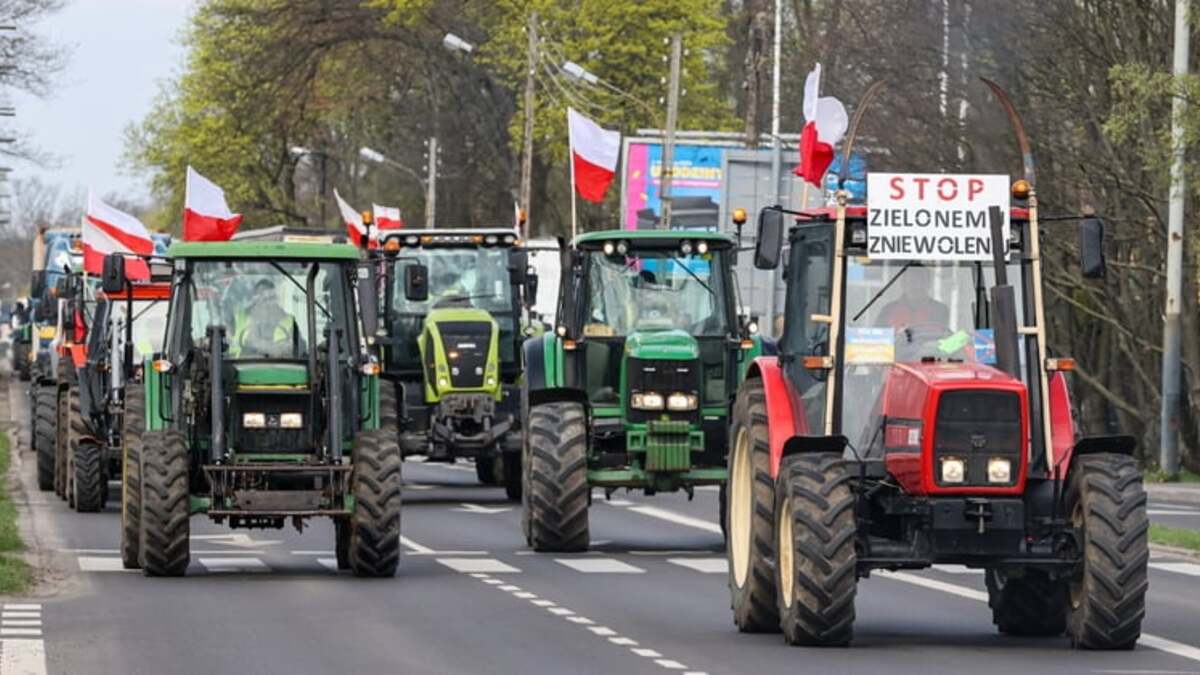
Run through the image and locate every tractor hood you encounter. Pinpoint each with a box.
[624,329,699,362]
[233,362,309,390]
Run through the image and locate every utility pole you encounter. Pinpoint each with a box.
[1161,0,1189,478]
[659,33,683,230]
[520,11,538,239]
[426,136,438,229]
[765,0,783,330]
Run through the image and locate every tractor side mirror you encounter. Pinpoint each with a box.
[508,250,528,284]
[1079,216,1106,279]
[404,263,429,302]
[754,207,785,270]
[525,266,539,306]
[101,255,127,294]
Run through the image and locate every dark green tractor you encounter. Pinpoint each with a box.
[521,230,765,551]
[376,229,535,500]
[124,233,401,577]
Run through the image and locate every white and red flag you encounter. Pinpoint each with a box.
[796,63,848,187]
[373,203,403,230]
[183,166,243,241]
[335,189,375,248]
[567,108,620,203]
[84,192,153,279]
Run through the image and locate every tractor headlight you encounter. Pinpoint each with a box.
[280,413,303,429]
[987,458,1012,484]
[940,457,965,484]
[438,376,449,388]
[631,391,664,410]
[696,240,709,255]
[486,376,497,387]
[243,412,266,428]
[666,392,698,411]
[603,241,616,256]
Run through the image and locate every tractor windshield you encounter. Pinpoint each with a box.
[581,248,729,338]
[116,300,168,362]
[388,247,517,366]
[186,260,340,360]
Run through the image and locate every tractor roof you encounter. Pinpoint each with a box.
[168,240,361,261]
[380,228,520,248]
[574,229,735,249]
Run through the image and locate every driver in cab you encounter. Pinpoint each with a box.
[875,265,949,332]
[234,279,301,357]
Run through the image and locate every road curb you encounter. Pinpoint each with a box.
[1149,543,1200,561]
[1146,483,1200,507]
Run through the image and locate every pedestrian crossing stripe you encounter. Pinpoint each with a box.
[556,558,645,573]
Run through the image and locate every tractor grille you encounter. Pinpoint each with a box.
[438,321,492,389]
[625,357,701,424]
[232,392,312,454]
[932,390,1021,487]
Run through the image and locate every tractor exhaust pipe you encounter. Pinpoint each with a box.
[328,327,343,461]
[988,205,1020,378]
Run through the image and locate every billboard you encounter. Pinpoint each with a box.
[622,141,725,231]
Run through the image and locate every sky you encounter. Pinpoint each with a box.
[12,0,195,201]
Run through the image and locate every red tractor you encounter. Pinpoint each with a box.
[725,80,1147,649]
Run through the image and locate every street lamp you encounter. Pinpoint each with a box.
[559,60,661,124]
[289,145,330,227]
[442,33,475,55]
[359,146,436,229]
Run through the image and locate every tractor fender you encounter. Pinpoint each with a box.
[1046,371,1076,478]
[522,333,587,414]
[744,356,798,479]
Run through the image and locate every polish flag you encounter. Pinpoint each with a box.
[183,166,243,241]
[795,63,848,187]
[84,192,153,279]
[568,108,620,203]
[336,189,375,248]
[373,203,403,230]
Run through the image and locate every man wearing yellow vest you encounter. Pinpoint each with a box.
[234,279,300,358]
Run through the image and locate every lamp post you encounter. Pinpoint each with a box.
[360,145,437,229]
[289,145,330,227]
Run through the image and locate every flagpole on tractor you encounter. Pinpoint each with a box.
[569,129,579,241]
[765,0,783,333]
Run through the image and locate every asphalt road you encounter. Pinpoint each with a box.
[4,379,1200,675]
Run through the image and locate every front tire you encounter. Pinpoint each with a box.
[55,386,69,498]
[121,386,145,569]
[1066,453,1148,650]
[349,428,402,577]
[727,378,780,633]
[501,450,522,502]
[986,567,1067,636]
[34,385,55,491]
[69,389,103,512]
[475,455,499,486]
[140,430,191,577]
[523,402,589,552]
[775,453,858,647]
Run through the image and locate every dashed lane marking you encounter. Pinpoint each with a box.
[879,571,1200,666]
[624,505,723,535]
[317,558,339,572]
[464,572,707,675]
[666,558,727,574]
[197,557,269,573]
[436,558,521,574]
[930,564,984,575]
[555,558,645,574]
[78,556,135,573]
[1150,562,1200,578]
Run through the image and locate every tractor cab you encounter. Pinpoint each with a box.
[376,229,533,498]
[727,80,1146,650]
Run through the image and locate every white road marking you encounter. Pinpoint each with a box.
[436,558,520,574]
[531,599,555,607]
[453,503,513,514]
[606,499,635,507]
[1150,562,1200,577]
[498,584,521,592]
[930,564,984,575]
[513,592,537,599]
[1148,509,1200,516]
[1,637,47,675]
[197,557,269,573]
[588,626,617,636]
[1,621,41,627]
[566,616,595,625]
[548,607,575,616]
[3,606,40,611]
[632,648,663,658]
[77,556,134,573]
[1,613,40,620]
[317,558,339,572]
[400,536,486,556]
[482,578,505,586]
[881,571,1200,665]
[609,637,638,646]
[190,533,279,548]
[656,660,688,670]
[0,629,41,637]
[400,536,435,554]
[625,505,723,534]
[555,558,645,574]
[291,550,335,556]
[667,558,727,574]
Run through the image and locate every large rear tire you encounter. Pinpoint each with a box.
[34,385,55,491]
[775,453,858,647]
[349,428,402,578]
[986,567,1067,636]
[140,430,191,577]
[727,378,780,633]
[523,402,589,552]
[1066,453,1148,650]
[120,386,145,569]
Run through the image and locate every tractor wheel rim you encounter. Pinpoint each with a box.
[730,426,752,587]
[778,493,794,609]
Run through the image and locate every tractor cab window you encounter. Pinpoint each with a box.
[186,260,339,360]
[840,258,1027,452]
[583,249,729,338]
[116,300,168,362]
[388,247,517,367]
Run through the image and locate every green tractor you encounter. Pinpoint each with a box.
[376,229,535,500]
[521,230,764,551]
[122,231,402,577]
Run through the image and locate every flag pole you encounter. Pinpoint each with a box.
[569,123,579,241]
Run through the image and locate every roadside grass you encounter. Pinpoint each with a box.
[1144,467,1200,484]
[1149,524,1200,553]
[0,431,32,593]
